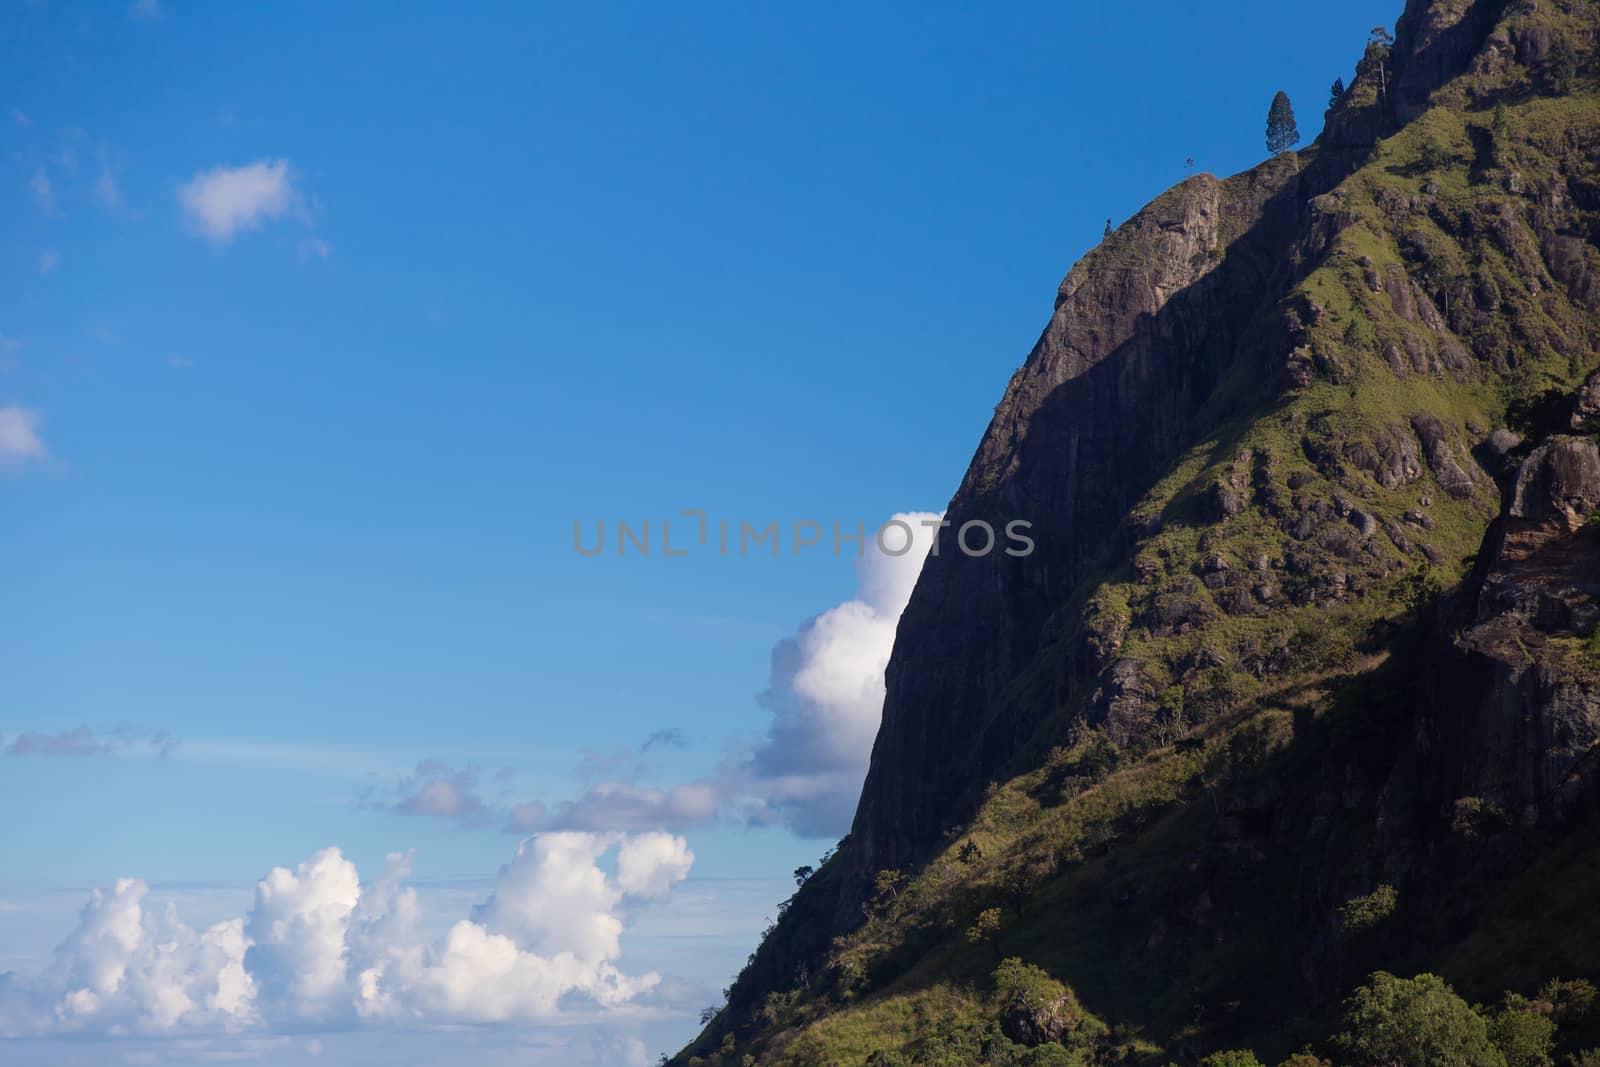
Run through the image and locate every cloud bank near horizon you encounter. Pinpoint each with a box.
[0,833,692,1038]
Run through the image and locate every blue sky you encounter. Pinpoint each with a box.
[1,1,1397,1063]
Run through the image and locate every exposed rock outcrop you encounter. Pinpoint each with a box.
[999,989,1083,1047]
[849,158,1309,885]
[1424,436,1600,829]
[1573,369,1600,432]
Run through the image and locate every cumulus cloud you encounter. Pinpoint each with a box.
[0,878,253,1037]
[727,511,942,836]
[0,406,48,471]
[5,726,177,758]
[245,849,362,1024]
[615,833,695,898]
[178,160,299,243]
[0,834,692,1037]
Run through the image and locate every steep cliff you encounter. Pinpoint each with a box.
[678,0,1600,1061]
[849,0,1549,888]
[1426,432,1600,832]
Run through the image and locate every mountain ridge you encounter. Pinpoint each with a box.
[676,0,1600,1061]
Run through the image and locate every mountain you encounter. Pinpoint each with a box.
[676,0,1600,1062]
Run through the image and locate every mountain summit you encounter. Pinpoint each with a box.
[680,0,1600,1061]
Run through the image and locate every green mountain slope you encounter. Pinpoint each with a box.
[676,1,1600,1062]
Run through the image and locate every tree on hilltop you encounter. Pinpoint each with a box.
[1267,91,1300,154]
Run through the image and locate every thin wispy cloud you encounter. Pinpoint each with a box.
[37,250,57,275]
[298,237,332,261]
[384,728,715,836]
[9,108,30,130]
[28,169,52,213]
[4,726,178,758]
[0,405,48,471]
[130,0,164,19]
[178,159,300,243]
[93,168,121,210]
[386,761,494,828]
[525,780,720,834]
[642,729,690,752]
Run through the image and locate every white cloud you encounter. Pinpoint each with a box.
[615,833,694,898]
[244,849,361,1024]
[0,834,691,1037]
[0,405,48,470]
[37,250,58,275]
[359,832,690,1024]
[130,0,163,19]
[729,511,942,836]
[10,109,30,130]
[0,878,254,1037]
[177,160,298,243]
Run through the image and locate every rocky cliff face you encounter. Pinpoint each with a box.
[852,159,1305,881]
[850,0,1524,891]
[679,0,1600,1061]
[1272,384,1600,1011]
[1426,428,1600,830]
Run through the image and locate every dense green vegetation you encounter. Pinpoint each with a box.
[680,965,1599,1066]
